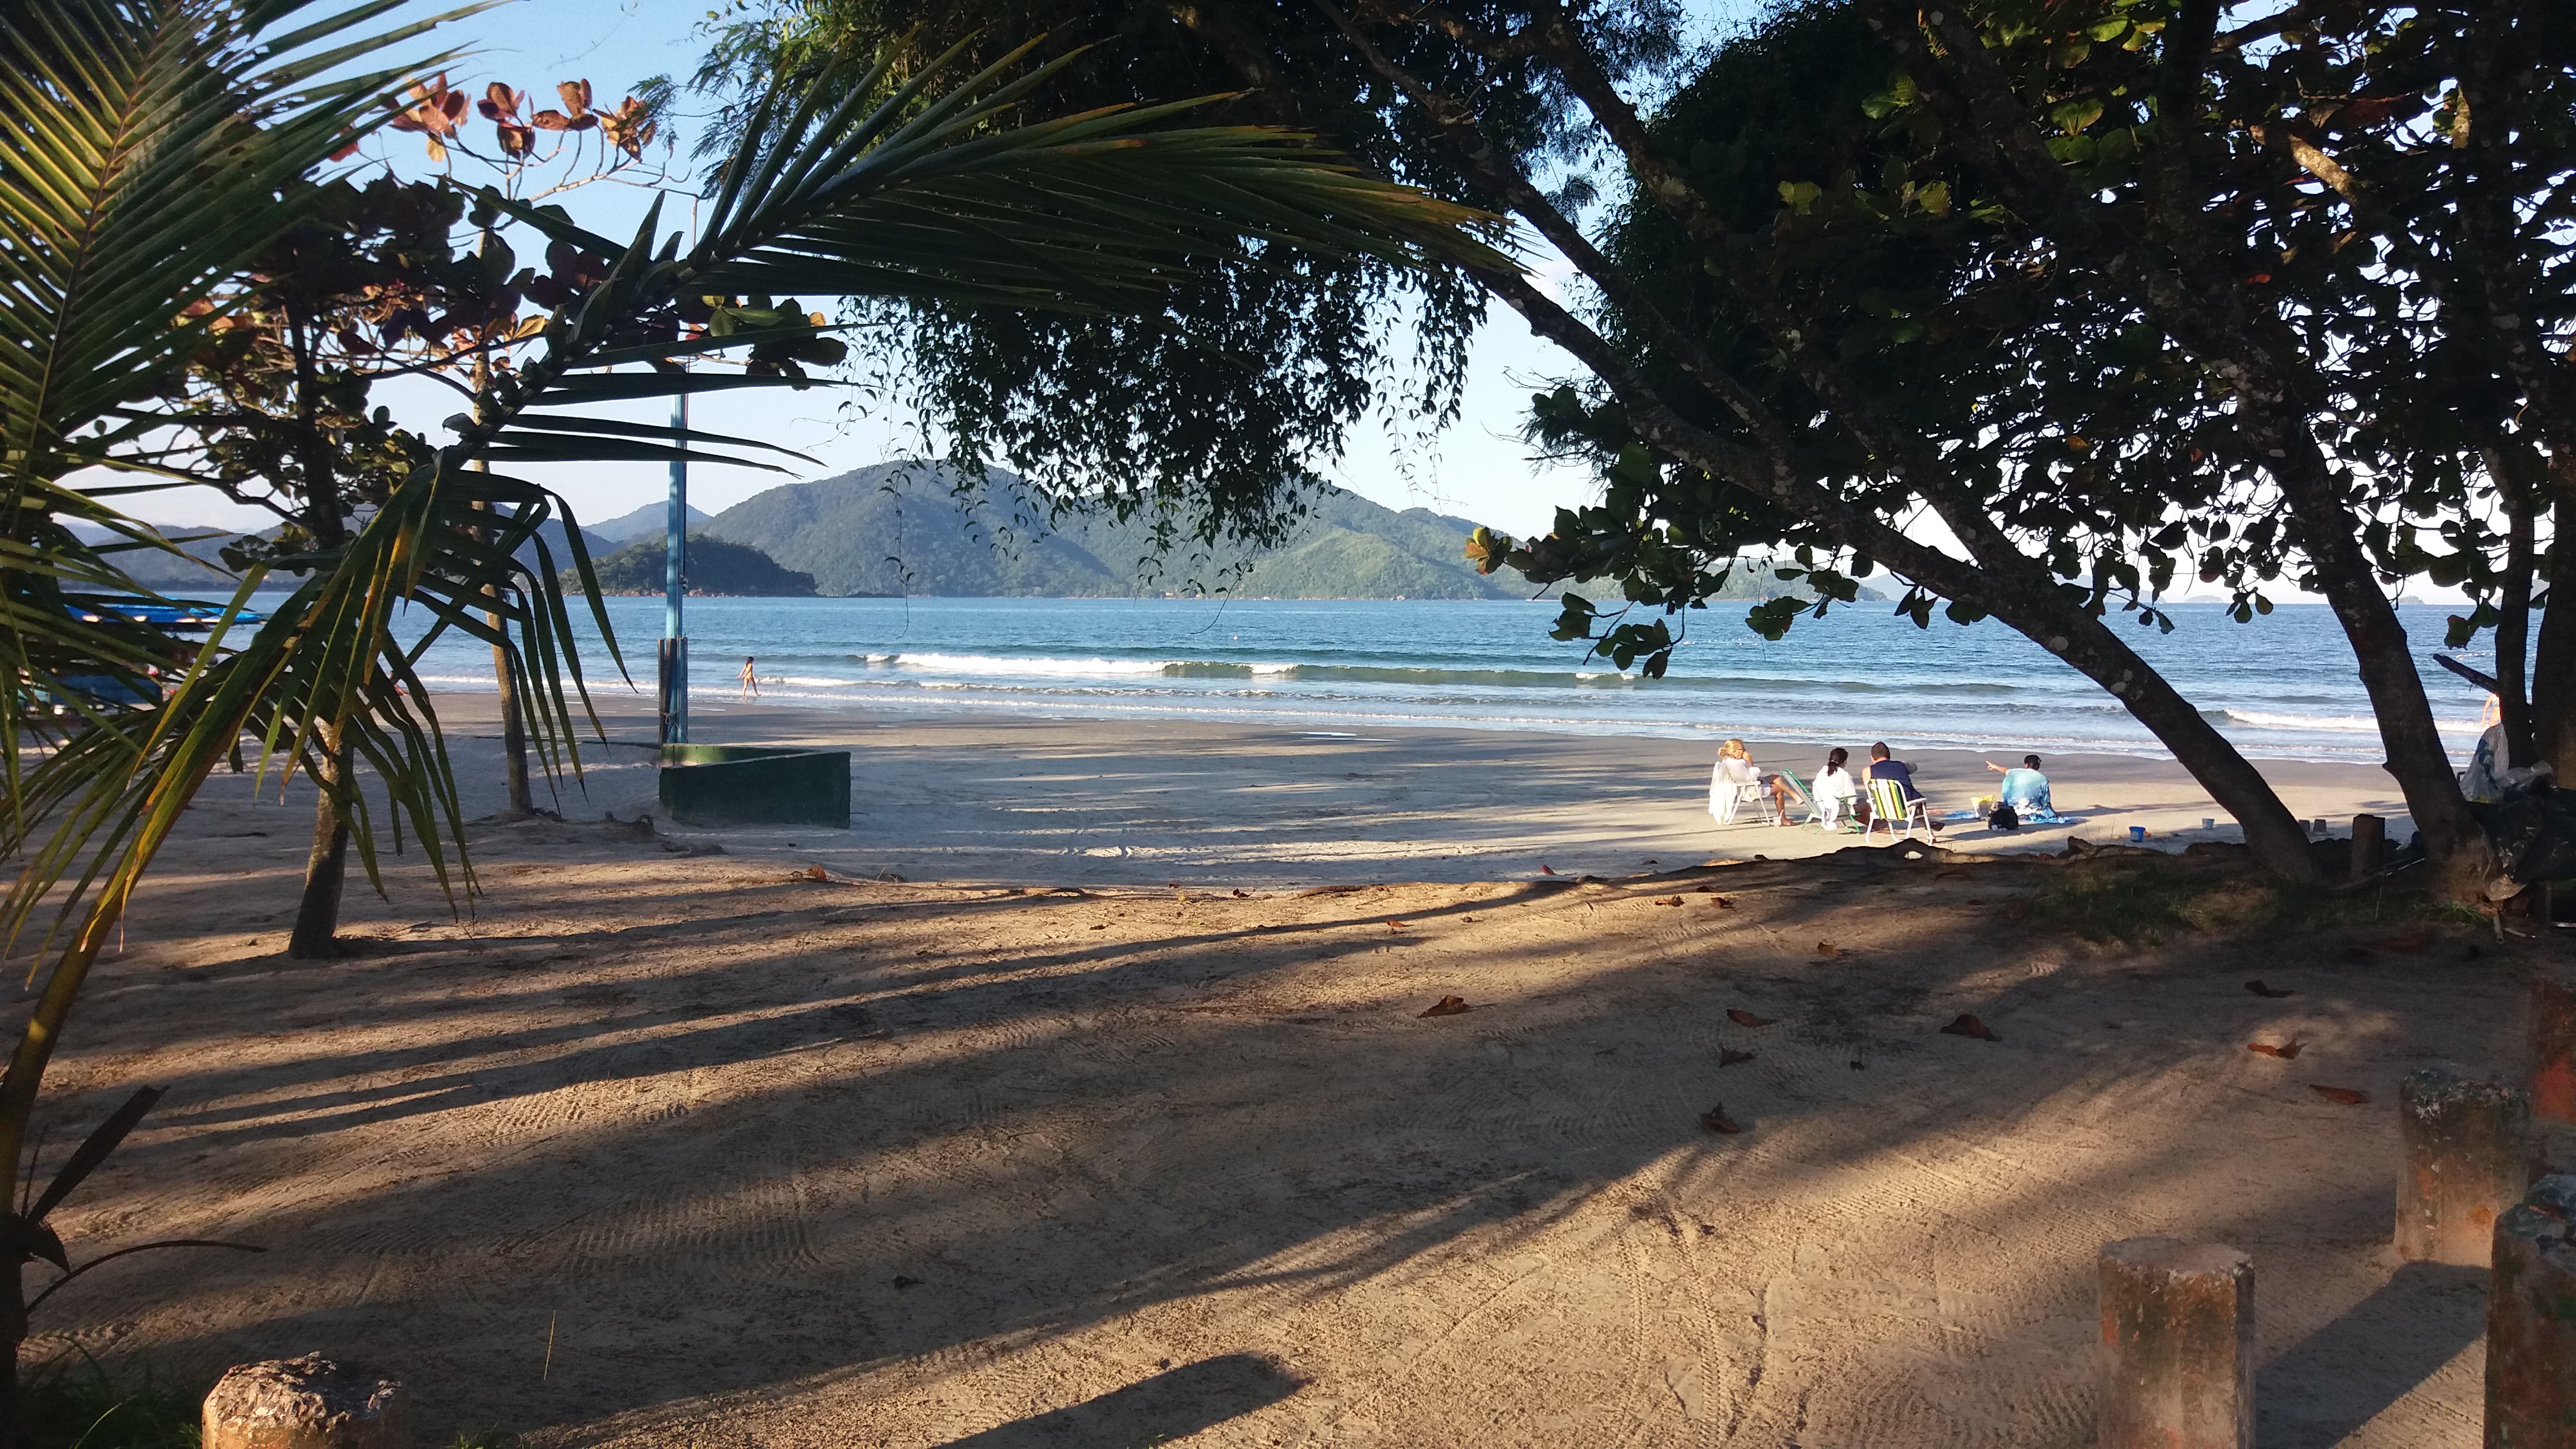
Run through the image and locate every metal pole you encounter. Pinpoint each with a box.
[658,393,688,744]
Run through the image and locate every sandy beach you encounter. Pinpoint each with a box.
[14,689,2510,1447]
[401,690,2422,887]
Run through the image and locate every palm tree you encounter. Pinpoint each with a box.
[0,2,1504,1428]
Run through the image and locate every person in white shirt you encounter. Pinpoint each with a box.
[1708,738,1770,824]
[1812,746,1860,828]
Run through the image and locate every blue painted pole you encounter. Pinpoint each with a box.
[658,393,688,743]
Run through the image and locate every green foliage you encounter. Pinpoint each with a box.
[19,1355,202,1449]
[581,535,817,596]
[685,0,1635,551]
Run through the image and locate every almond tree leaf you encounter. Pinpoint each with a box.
[1418,996,1469,1018]
[1939,1013,1998,1041]
[2245,980,2295,998]
[1719,1049,1755,1066]
[2248,1041,2303,1059]
[1700,1105,1743,1133]
[1726,1008,1775,1028]
[2312,1085,2369,1106]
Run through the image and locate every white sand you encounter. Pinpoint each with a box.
[414,690,2417,884]
[11,689,2502,1448]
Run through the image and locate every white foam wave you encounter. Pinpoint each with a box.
[2225,708,2485,734]
[872,651,1174,677]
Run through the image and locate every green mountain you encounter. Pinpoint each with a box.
[585,535,819,596]
[691,461,1880,601]
[588,500,713,544]
[74,514,615,592]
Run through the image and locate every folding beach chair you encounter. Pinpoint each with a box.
[1772,768,1823,829]
[1865,776,1931,843]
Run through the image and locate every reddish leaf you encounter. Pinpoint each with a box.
[1655,896,1683,907]
[2248,1040,2303,1059]
[495,120,534,158]
[1699,1105,1743,1134]
[2245,980,2295,998]
[1940,1013,1998,1041]
[2312,1085,2369,1106]
[1719,1049,1755,1067]
[801,864,827,882]
[1815,940,1835,956]
[1387,919,1409,932]
[1538,864,1558,876]
[1418,996,1470,1018]
[557,79,593,116]
[1726,1009,1775,1028]
[1231,889,1251,899]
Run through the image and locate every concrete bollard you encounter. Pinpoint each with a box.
[2486,1175,2576,1448]
[2098,1237,2253,1449]
[203,1355,411,1449]
[2398,1062,2531,1266]
[2534,967,2576,1128]
[2351,813,2385,880]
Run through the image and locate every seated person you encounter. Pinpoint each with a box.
[1708,738,1767,825]
[1812,747,1861,827]
[1866,741,1939,832]
[1985,753,2059,819]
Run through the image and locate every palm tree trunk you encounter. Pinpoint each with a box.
[490,620,532,817]
[287,728,351,959]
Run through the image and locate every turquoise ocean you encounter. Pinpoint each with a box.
[358,593,2492,764]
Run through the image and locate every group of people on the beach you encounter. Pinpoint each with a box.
[1708,738,2057,832]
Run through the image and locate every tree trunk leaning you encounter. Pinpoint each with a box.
[202,1356,409,1449]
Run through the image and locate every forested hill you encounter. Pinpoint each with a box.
[695,461,1872,600]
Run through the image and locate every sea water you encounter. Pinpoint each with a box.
[365,593,2492,763]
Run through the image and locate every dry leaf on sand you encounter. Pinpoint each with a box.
[2311,1085,2369,1106]
[1719,1049,1755,1067]
[1655,897,1683,907]
[1939,1013,1998,1041]
[1726,1008,1775,1028]
[1700,1105,1743,1134]
[1418,996,1470,1018]
[2248,1040,2303,1059]
[2245,980,2295,998]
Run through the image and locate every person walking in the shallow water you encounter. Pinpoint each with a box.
[739,656,758,701]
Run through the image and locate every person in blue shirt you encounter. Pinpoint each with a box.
[1866,742,1940,835]
[1984,753,2058,821]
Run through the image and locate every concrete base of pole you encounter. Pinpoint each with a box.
[2487,1174,2576,1448]
[202,1355,410,1449]
[2098,1237,2253,1449]
[2399,1061,2531,1266]
[2532,966,2576,1127]
[2351,813,2386,879]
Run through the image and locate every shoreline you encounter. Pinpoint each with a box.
[410,688,2417,886]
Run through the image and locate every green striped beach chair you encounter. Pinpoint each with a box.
[1864,776,1932,842]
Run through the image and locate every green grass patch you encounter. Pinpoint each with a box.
[2031,861,2368,945]
[19,1355,202,1449]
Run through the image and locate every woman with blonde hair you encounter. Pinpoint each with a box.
[1709,737,1788,826]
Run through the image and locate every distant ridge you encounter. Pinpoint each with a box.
[688,461,1876,602]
